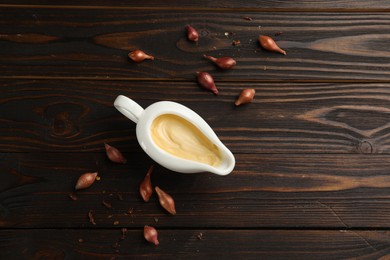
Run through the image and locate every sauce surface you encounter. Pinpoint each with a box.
[150,114,222,166]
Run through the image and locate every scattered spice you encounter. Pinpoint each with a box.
[275,31,282,36]
[243,16,252,21]
[140,165,154,202]
[155,186,176,215]
[224,32,233,37]
[68,193,78,201]
[258,35,286,55]
[154,217,159,223]
[197,72,219,95]
[78,238,84,243]
[113,220,119,225]
[104,143,127,164]
[232,40,241,46]
[197,233,204,240]
[144,225,159,246]
[128,50,154,63]
[102,200,112,209]
[95,176,101,181]
[127,208,134,215]
[108,214,114,219]
[203,55,236,70]
[75,172,98,191]
[186,25,199,42]
[88,210,96,225]
[235,88,256,106]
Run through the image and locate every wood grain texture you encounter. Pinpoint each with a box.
[1,9,390,80]
[0,152,389,228]
[2,1,390,10]
[0,229,389,259]
[0,80,389,153]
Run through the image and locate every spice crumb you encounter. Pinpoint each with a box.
[232,40,241,46]
[275,31,283,36]
[116,193,124,201]
[112,241,121,252]
[108,214,113,219]
[102,200,112,209]
[113,220,119,225]
[154,217,159,223]
[197,233,204,240]
[78,238,84,243]
[243,16,252,21]
[68,193,78,201]
[95,176,101,181]
[263,66,267,70]
[88,210,96,225]
[121,228,128,240]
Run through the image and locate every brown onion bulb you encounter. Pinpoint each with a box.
[140,165,154,202]
[197,72,218,95]
[155,186,176,215]
[258,35,286,55]
[186,25,199,42]
[203,55,236,70]
[235,88,255,106]
[104,143,127,164]
[128,50,154,62]
[144,225,159,246]
[75,172,98,190]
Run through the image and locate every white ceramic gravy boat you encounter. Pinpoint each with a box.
[114,95,235,175]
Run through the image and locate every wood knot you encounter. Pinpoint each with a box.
[358,140,373,154]
[52,111,75,136]
[41,102,84,138]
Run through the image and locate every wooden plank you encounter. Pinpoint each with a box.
[0,80,389,153]
[0,229,389,259]
[2,1,390,10]
[0,152,389,228]
[1,9,390,80]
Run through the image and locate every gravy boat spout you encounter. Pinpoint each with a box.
[114,95,235,175]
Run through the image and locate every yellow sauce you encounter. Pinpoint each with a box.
[150,114,222,167]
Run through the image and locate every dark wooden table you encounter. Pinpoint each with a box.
[1,1,390,259]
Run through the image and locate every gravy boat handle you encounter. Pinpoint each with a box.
[114,95,144,124]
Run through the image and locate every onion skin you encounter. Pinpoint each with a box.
[155,186,176,215]
[203,55,236,70]
[197,72,219,95]
[128,50,154,62]
[75,172,98,190]
[140,165,154,202]
[144,225,159,246]
[258,35,286,55]
[186,25,199,42]
[235,89,256,106]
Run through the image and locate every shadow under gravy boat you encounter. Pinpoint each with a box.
[114,95,235,175]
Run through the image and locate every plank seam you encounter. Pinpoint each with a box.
[1,76,390,84]
[0,4,390,12]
